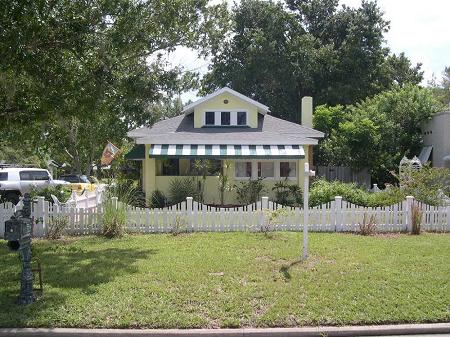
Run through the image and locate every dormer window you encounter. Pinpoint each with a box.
[203,111,247,127]
[205,111,215,125]
[221,111,230,125]
[237,111,247,125]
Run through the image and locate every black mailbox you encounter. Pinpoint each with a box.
[5,216,21,251]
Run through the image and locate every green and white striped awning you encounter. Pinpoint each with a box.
[149,144,305,159]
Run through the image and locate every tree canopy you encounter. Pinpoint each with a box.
[202,0,423,122]
[0,0,228,173]
[315,85,444,184]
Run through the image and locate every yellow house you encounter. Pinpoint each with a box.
[126,87,324,205]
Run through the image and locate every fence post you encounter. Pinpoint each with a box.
[34,196,46,237]
[405,196,414,232]
[186,197,193,231]
[261,196,269,209]
[335,196,342,232]
[111,197,118,210]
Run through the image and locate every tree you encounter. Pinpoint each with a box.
[429,66,450,106]
[315,85,444,185]
[202,0,423,122]
[0,0,228,173]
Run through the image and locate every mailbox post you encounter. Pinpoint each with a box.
[303,163,315,260]
[4,193,35,305]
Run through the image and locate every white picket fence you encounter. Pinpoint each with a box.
[1,195,449,238]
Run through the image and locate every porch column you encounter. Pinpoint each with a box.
[143,144,156,199]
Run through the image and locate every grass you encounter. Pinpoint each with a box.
[0,232,449,328]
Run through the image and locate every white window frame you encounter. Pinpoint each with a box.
[234,160,297,181]
[203,110,248,127]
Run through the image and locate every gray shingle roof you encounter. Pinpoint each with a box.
[128,114,324,145]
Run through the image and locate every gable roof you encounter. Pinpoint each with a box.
[182,87,270,115]
[128,114,324,146]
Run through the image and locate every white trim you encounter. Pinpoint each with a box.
[182,87,270,115]
[202,109,248,127]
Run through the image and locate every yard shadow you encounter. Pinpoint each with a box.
[0,243,157,327]
[279,259,303,281]
[35,245,157,293]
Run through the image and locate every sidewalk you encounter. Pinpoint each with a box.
[1,323,450,337]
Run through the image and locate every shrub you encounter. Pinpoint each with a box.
[106,179,145,207]
[29,185,72,203]
[102,198,126,238]
[309,179,404,207]
[46,215,69,240]
[150,190,167,208]
[169,177,198,204]
[235,178,267,205]
[272,179,302,206]
[411,203,422,235]
[171,215,188,236]
[358,213,377,236]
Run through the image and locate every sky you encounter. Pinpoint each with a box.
[165,0,450,102]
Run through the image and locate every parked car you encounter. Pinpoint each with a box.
[59,174,96,194]
[0,167,70,204]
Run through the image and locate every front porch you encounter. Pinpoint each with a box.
[143,157,308,205]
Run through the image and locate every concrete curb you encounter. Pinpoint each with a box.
[1,323,450,337]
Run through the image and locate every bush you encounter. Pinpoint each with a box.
[309,179,404,207]
[272,179,302,206]
[47,215,69,239]
[102,198,126,238]
[150,190,168,208]
[358,213,377,236]
[106,179,145,207]
[29,185,72,203]
[169,177,198,204]
[410,203,422,235]
[235,178,267,205]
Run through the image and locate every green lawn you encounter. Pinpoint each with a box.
[0,232,449,328]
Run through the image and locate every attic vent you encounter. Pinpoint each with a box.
[223,99,229,104]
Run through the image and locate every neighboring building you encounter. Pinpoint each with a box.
[126,87,324,204]
[420,110,450,168]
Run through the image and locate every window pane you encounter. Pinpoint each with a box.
[0,172,8,181]
[205,111,215,125]
[235,162,252,178]
[280,162,296,177]
[237,111,247,125]
[20,170,49,181]
[189,159,221,176]
[258,162,274,177]
[162,159,179,176]
[221,111,230,125]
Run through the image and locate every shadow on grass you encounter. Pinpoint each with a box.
[0,242,157,327]
[36,245,157,292]
[279,260,303,281]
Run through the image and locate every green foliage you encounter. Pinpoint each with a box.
[29,185,72,203]
[218,160,233,205]
[399,166,450,206]
[102,198,126,239]
[169,177,198,204]
[106,179,145,208]
[316,85,444,184]
[46,215,69,240]
[429,66,450,105]
[0,0,229,174]
[272,179,302,206]
[150,190,167,209]
[309,179,404,207]
[235,178,267,205]
[203,0,422,122]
